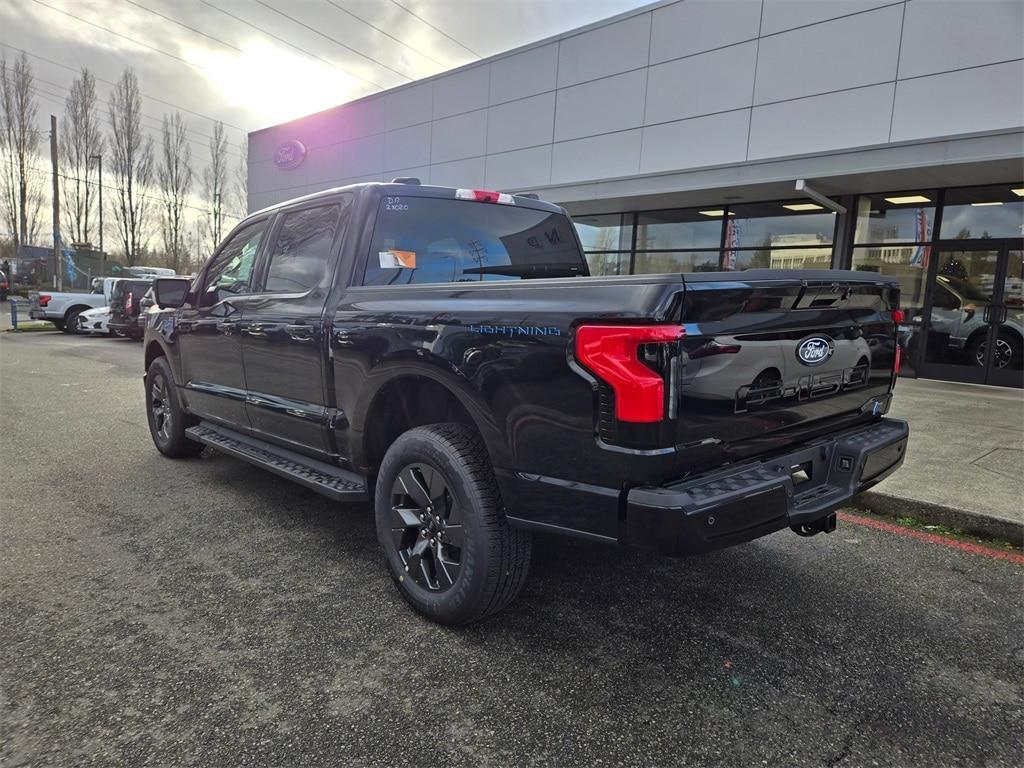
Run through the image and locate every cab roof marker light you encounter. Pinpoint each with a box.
[455,188,516,205]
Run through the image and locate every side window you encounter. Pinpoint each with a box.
[199,220,266,306]
[931,285,959,311]
[263,203,343,293]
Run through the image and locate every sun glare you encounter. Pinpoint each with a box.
[184,40,373,126]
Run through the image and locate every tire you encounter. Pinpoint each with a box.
[374,423,532,625]
[967,332,1023,370]
[51,320,65,332]
[63,309,82,334]
[145,356,203,458]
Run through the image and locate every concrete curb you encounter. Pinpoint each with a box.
[855,490,1024,544]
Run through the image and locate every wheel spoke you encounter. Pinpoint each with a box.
[391,504,421,529]
[444,498,464,526]
[440,524,464,549]
[397,466,432,508]
[404,536,429,583]
[435,544,461,586]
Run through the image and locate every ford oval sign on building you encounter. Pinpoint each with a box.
[796,336,835,366]
[274,140,307,170]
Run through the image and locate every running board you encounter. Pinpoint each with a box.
[186,423,367,502]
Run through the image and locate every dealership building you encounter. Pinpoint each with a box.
[248,0,1024,388]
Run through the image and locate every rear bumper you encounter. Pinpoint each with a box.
[624,418,909,556]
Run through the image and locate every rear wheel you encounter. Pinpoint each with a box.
[968,332,1022,370]
[374,423,532,625]
[63,309,82,334]
[145,357,203,457]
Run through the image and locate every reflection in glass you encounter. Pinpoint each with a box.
[854,192,936,244]
[633,251,720,274]
[635,209,722,251]
[728,247,832,271]
[729,201,836,248]
[573,213,633,253]
[939,185,1024,240]
[584,252,630,276]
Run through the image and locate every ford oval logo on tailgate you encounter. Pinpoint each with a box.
[796,336,834,366]
[274,139,307,170]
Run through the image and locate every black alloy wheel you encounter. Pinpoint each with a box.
[389,462,464,592]
[149,369,173,443]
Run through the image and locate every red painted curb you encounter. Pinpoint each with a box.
[837,512,1024,565]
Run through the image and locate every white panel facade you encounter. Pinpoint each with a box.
[898,0,1024,79]
[644,41,759,124]
[551,130,642,185]
[430,109,487,164]
[486,93,556,155]
[891,60,1024,142]
[748,83,895,159]
[554,70,647,142]
[640,110,751,173]
[249,0,1024,212]
[649,0,762,63]
[754,4,903,103]
[489,43,558,104]
[760,0,897,36]
[432,65,491,119]
[555,13,651,88]
[484,146,553,190]
[383,123,431,171]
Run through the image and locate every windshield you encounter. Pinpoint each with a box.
[363,196,587,286]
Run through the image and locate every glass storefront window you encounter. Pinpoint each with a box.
[854,191,937,244]
[573,213,633,253]
[729,201,836,250]
[633,251,720,274]
[584,252,630,276]
[727,247,832,271]
[635,209,722,251]
[939,184,1024,240]
[852,245,929,320]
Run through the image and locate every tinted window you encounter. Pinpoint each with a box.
[200,220,266,306]
[264,203,344,293]
[363,196,586,286]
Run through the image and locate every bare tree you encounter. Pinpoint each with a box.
[108,68,154,265]
[202,120,227,252]
[59,68,103,246]
[0,52,40,249]
[157,112,192,273]
[232,134,247,221]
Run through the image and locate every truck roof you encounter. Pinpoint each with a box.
[248,181,565,221]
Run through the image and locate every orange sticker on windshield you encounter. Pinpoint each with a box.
[379,249,416,269]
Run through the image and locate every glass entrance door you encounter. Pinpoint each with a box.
[915,240,1024,388]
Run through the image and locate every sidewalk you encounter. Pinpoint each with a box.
[858,377,1024,543]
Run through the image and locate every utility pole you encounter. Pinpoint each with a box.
[213,191,222,246]
[50,114,62,291]
[91,153,104,277]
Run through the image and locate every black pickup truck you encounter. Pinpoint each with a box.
[143,180,908,624]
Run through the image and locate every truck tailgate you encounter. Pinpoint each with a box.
[673,271,899,467]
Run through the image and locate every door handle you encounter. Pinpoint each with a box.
[216,320,238,335]
[285,323,315,342]
[177,319,195,333]
[245,322,267,337]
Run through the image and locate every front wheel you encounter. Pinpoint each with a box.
[968,332,1023,370]
[145,357,203,457]
[374,423,532,625]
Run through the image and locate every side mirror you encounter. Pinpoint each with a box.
[153,277,191,309]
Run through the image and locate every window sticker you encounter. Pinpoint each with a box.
[379,249,417,269]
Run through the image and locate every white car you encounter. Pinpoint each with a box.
[75,305,112,335]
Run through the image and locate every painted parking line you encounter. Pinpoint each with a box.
[837,512,1024,565]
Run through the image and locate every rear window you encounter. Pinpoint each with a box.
[362,196,587,286]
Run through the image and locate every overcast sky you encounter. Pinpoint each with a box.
[2,0,651,159]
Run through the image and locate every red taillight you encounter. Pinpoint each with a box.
[455,188,515,205]
[894,343,902,374]
[38,293,51,307]
[892,309,905,324]
[575,324,685,423]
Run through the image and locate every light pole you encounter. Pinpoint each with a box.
[90,154,103,277]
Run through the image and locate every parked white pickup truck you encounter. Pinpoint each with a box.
[28,278,117,332]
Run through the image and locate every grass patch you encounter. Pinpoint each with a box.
[844,506,1022,553]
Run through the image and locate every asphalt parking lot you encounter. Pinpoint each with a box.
[1,328,1022,767]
